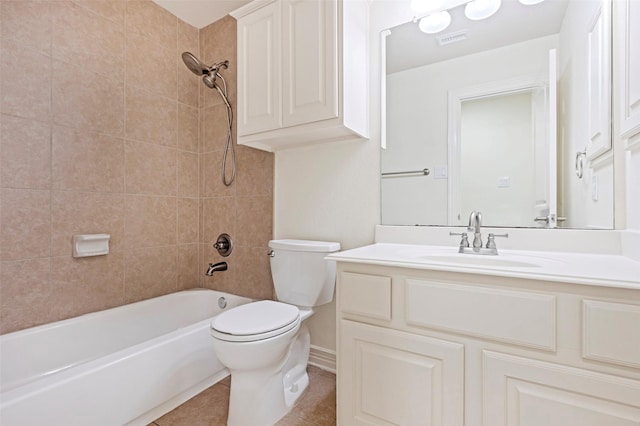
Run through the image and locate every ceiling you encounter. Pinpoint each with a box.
[152,0,252,28]
[386,0,569,74]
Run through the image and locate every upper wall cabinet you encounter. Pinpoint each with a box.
[231,0,370,152]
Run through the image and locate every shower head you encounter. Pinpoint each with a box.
[181,51,209,76]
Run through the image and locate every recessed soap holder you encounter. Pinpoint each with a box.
[73,234,110,258]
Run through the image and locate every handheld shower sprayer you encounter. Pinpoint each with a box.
[181,52,235,186]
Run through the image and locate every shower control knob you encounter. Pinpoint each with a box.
[213,233,233,257]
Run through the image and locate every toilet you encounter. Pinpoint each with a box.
[210,239,340,426]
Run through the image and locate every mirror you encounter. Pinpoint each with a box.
[381,0,614,229]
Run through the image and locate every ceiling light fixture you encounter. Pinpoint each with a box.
[412,0,543,34]
[419,10,452,34]
[464,0,502,20]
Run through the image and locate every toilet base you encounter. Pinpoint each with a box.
[226,325,311,426]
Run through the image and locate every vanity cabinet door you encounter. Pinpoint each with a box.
[338,320,464,426]
[483,351,640,426]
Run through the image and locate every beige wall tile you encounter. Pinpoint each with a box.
[125,85,177,147]
[52,59,124,136]
[177,19,199,108]
[178,103,199,153]
[0,40,51,121]
[236,196,273,248]
[236,146,274,197]
[1,189,51,261]
[177,243,199,289]
[201,151,235,198]
[201,104,231,153]
[200,16,237,110]
[53,1,125,81]
[125,140,176,196]
[52,125,125,193]
[125,0,176,50]
[72,0,125,24]
[126,30,176,100]
[124,245,177,303]
[0,0,51,54]
[49,252,125,320]
[0,258,53,334]
[177,151,198,197]
[202,197,235,244]
[234,246,274,300]
[177,198,198,244]
[124,194,176,248]
[51,191,124,256]
[1,114,51,190]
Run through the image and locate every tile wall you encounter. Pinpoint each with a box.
[0,0,274,334]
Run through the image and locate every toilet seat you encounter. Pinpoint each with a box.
[211,300,300,342]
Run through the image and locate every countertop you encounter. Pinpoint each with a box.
[327,243,640,290]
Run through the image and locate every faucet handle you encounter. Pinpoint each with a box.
[486,233,508,249]
[449,231,470,248]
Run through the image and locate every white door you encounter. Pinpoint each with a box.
[534,48,559,228]
[339,320,464,426]
[483,351,640,426]
[237,1,282,136]
[281,0,338,127]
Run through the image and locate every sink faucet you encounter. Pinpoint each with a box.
[467,211,483,249]
[206,261,228,276]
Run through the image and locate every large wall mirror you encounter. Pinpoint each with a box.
[381,0,614,229]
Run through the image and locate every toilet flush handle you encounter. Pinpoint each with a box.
[267,249,275,257]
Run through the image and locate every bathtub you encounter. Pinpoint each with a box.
[0,289,251,426]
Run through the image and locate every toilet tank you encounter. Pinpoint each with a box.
[268,239,341,308]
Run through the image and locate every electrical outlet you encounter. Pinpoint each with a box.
[434,166,448,179]
[498,176,510,188]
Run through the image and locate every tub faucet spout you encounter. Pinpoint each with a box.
[206,261,228,276]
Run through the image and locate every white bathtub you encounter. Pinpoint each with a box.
[0,289,251,426]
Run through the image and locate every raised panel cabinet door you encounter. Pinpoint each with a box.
[237,1,282,136]
[281,0,338,127]
[483,351,640,426]
[338,320,464,426]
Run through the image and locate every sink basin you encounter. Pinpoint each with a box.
[417,254,541,268]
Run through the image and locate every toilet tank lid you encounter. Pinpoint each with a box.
[269,239,340,253]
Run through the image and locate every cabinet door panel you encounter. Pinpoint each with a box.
[237,1,281,135]
[483,351,640,426]
[339,320,464,426]
[282,0,338,127]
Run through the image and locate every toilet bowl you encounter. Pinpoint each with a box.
[210,239,340,426]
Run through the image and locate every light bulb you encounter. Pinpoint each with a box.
[464,0,501,20]
[418,10,452,34]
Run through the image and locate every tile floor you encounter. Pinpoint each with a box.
[150,366,336,426]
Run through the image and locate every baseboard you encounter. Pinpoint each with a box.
[309,345,336,373]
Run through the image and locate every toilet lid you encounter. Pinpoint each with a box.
[211,300,300,336]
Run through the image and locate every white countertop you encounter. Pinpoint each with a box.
[328,243,640,290]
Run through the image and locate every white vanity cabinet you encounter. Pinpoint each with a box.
[336,263,640,426]
[231,0,369,152]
